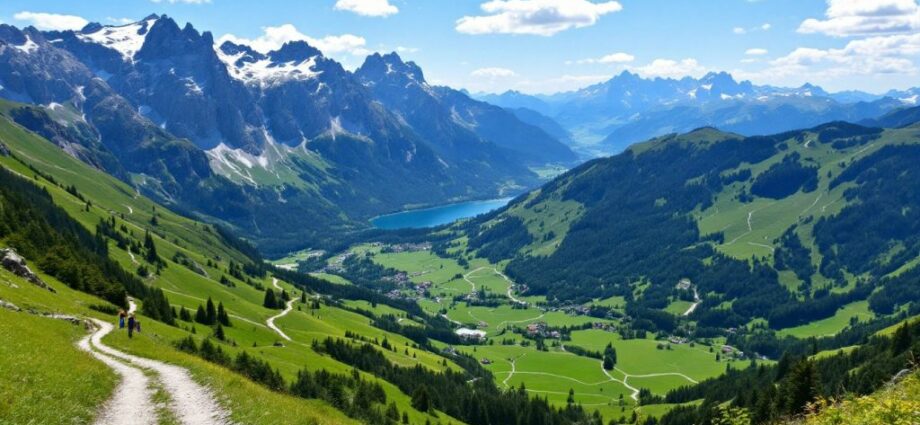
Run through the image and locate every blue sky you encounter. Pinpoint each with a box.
[2,0,918,94]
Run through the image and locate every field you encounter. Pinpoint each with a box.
[776,301,875,338]
[363,247,742,422]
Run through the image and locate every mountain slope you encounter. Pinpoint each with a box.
[453,120,920,334]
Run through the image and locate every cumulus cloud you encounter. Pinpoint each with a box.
[745,48,769,56]
[739,32,920,87]
[218,24,368,56]
[799,0,920,37]
[631,58,707,79]
[13,11,88,31]
[334,0,399,17]
[471,67,517,78]
[456,0,623,36]
[570,52,635,65]
[396,46,419,53]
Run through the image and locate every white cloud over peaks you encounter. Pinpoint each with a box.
[745,48,768,56]
[631,58,707,79]
[218,24,367,56]
[334,0,399,17]
[799,0,920,36]
[571,52,634,65]
[13,11,88,31]
[456,0,622,36]
[471,67,517,78]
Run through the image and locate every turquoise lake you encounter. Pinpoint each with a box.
[371,197,513,229]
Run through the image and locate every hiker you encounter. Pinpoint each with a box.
[127,314,136,338]
[118,310,126,329]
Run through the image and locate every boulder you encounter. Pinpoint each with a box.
[0,248,55,292]
[0,141,9,156]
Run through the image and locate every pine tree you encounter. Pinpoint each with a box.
[217,302,231,327]
[206,297,217,325]
[301,292,307,303]
[263,289,278,309]
[892,322,912,354]
[214,324,226,341]
[281,290,290,302]
[143,229,159,264]
[411,386,431,413]
[783,359,819,415]
[179,306,192,322]
[195,305,208,324]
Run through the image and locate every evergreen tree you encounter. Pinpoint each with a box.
[263,289,278,309]
[410,386,431,413]
[214,324,226,341]
[603,343,617,370]
[179,306,192,322]
[143,230,159,264]
[217,302,231,327]
[892,322,912,354]
[195,305,208,324]
[301,292,307,303]
[206,297,217,325]
[281,289,290,302]
[782,359,819,415]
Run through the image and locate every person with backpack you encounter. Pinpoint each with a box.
[127,314,136,338]
[118,310,126,329]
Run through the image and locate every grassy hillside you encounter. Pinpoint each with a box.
[0,109,471,424]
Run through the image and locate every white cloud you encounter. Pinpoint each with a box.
[631,58,707,79]
[571,51,635,65]
[799,0,920,37]
[739,32,920,87]
[218,24,368,56]
[456,0,623,36]
[471,67,517,78]
[734,22,771,35]
[396,46,419,53]
[745,48,768,56]
[150,0,212,4]
[13,11,88,31]
[334,0,399,17]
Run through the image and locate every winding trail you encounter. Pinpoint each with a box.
[266,278,295,341]
[502,354,524,387]
[82,300,231,425]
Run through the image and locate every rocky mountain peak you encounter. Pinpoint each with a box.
[356,52,426,86]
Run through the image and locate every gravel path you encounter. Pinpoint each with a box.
[266,278,295,341]
[77,324,157,425]
[82,300,232,425]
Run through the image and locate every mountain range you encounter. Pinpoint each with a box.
[0,15,574,254]
[477,71,915,156]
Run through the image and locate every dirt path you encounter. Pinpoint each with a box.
[502,354,524,387]
[78,325,158,425]
[83,301,232,424]
[683,288,701,316]
[266,278,295,341]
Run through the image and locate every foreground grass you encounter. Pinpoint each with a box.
[0,308,116,425]
[800,370,920,425]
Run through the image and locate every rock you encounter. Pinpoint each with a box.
[0,248,55,292]
[0,141,9,156]
[0,299,21,311]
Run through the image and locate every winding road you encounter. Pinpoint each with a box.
[79,300,231,425]
[265,278,295,341]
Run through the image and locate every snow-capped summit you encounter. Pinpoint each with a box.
[76,15,160,62]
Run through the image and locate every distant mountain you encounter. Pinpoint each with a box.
[477,71,910,156]
[355,53,575,166]
[862,105,920,129]
[506,107,573,147]
[0,15,569,253]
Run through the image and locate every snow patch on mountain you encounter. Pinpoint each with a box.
[216,48,320,87]
[13,35,39,54]
[77,18,158,62]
